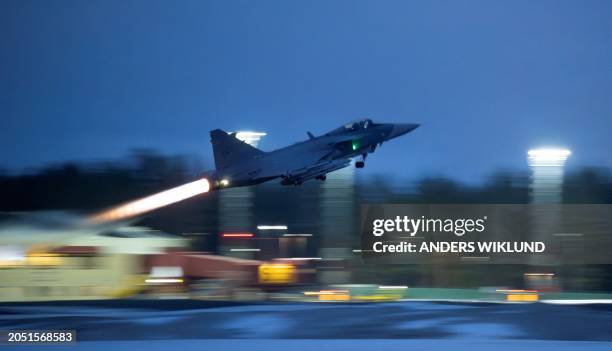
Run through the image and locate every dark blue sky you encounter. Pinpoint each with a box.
[2,0,612,182]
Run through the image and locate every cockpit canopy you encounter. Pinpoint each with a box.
[328,119,374,135]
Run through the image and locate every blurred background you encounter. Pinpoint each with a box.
[1,146,612,303]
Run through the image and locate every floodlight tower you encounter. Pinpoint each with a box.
[318,161,355,284]
[527,148,571,267]
[528,148,571,203]
[219,131,266,258]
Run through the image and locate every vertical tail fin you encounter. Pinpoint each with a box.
[210,129,265,170]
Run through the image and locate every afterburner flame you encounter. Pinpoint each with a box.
[87,178,210,224]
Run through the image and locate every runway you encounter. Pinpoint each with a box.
[1,300,612,349]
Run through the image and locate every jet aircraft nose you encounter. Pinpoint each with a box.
[387,123,419,140]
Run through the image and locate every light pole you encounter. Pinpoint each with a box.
[527,148,571,271]
[528,148,571,203]
[219,131,266,258]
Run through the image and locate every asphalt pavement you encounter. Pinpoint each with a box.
[1,300,611,350]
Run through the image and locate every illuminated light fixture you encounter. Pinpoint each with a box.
[230,248,261,252]
[0,246,25,266]
[145,278,184,284]
[304,289,351,301]
[234,131,267,147]
[495,289,538,293]
[304,290,349,296]
[378,285,408,289]
[221,233,254,238]
[220,179,230,187]
[527,148,571,167]
[257,225,288,230]
[351,140,359,151]
[87,178,210,223]
[283,233,313,237]
[524,273,555,276]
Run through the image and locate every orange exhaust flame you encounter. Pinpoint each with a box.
[87,178,210,224]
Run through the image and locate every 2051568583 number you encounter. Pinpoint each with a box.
[2,330,76,344]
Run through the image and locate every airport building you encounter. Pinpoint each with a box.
[0,226,187,302]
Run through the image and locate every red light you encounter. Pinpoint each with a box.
[221,233,254,238]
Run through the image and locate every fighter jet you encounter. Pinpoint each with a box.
[205,119,419,190]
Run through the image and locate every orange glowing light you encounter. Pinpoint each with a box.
[304,290,349,296]
[303,289,351,301]
[258,263,296,284]
[221,233,254,238]
[506,293,539,302]
[87,178,210,224]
